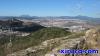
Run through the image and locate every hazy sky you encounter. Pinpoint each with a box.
[0,0,100,17]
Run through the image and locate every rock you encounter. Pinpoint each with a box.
[75,28,100,56]
[45,53,57,56]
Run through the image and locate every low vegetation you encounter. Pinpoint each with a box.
[0,27,71,56]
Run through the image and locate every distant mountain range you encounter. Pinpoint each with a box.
[0,15,99,19]
[0,15,100,24]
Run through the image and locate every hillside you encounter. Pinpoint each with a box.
[0,19,44,32]
[0,27,70,56]
[7,28,100,56]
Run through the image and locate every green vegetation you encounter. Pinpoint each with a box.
[0,27,71,56]
[68,31,85,39]
[31,27,70,40]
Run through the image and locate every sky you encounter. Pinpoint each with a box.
[0,0,100,18]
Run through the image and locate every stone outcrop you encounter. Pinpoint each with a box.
[73,28,100,56]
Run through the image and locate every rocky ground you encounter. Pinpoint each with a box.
[7,28,100,56]
[7,34,84,56]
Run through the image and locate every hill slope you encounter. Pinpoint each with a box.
[0,27,70,56]
[7,28,100,56]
